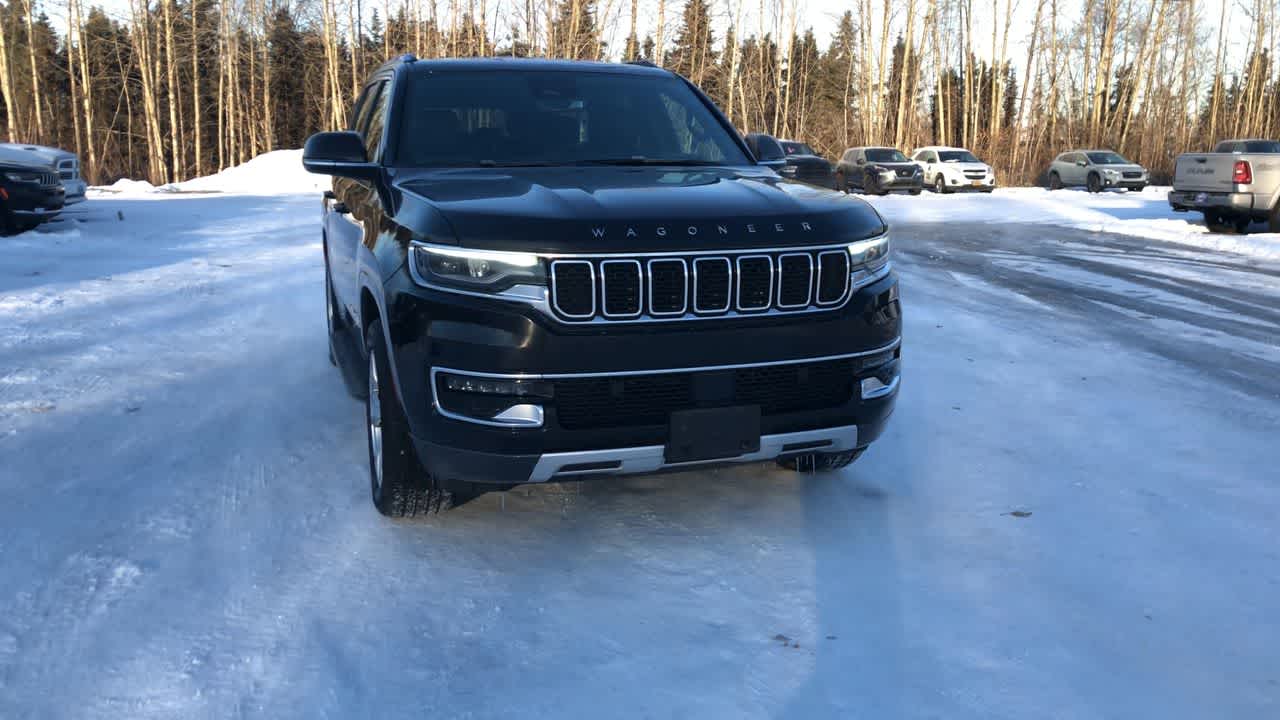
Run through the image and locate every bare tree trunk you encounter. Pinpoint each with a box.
[895,0,918,149]
[0,12,18,141]
[656,0,666,65]
[72,0,97,179]
[22,0,44,140]
[192,0,203,176]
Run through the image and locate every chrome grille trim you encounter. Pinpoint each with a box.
[599,259,643,319]
[692,257,732,314]
[775,253,814,309]
[549,260,596,320]
[646,258,688,317]
[734,254,773,312]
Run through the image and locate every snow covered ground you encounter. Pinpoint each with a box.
[863,185,1280,260]
[2,156,1279,718]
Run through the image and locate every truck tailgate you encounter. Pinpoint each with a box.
[1172,154,1238,193]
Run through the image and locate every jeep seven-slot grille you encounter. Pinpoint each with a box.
[552,358,858,430]
[549,247,854,322]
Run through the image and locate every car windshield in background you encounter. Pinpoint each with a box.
[781,142,816,156]
[939,150,980,163]
[1088,152,1129,164]
[866,148,908,163]
[395,70,749,167]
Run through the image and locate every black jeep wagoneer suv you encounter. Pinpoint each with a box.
[304,56,901,516]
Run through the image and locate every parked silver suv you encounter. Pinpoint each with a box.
[1047,150,1148,193]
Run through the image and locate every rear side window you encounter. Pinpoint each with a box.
[1242,141,1280,153]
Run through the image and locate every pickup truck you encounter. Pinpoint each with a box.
[1168,139,1280,233]
[302,56,902,516]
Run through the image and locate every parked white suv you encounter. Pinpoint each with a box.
[0,143,86,204]
[911,146,996,194]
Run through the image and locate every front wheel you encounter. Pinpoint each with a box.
[864,177,885,196]
[1131,184,1146,193]
[1269,203,1280,233]
[777,449,865,472]
[934,176,950,194]
[1048,172,1062,190]
[365,322,467,516]
[835,171,848,194]
[1087,173,1102,193]
[1233,216,1252,234]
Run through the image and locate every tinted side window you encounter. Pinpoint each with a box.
[361,81,390,161]
[753,135,784,161]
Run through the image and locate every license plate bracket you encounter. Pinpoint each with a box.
[665,406,761,464]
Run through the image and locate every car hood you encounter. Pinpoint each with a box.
[866,162,917,171]
[784,155,832,168]
[0,146,56,170]
[392,166,886,253]
[936,162,990,173]
[1098,164,1146,173]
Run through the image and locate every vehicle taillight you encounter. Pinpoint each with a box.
[1233,160,1252,184]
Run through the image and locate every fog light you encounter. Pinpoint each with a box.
[434,371,552,427]
[441,374,553,398]
[861,375,899,399]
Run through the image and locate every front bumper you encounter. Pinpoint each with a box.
[875,173,924,191]
[386,268,902,486]
[4,184,65,217]
[1167,190,1255,214]
[943,174,997,190]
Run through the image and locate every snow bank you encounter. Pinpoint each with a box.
[90,149,325,197]
[171,149,326,194]
[864,186,1280,260]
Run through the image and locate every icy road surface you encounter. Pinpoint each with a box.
[2,192,1279,719]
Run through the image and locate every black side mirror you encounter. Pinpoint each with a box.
[1076,160,1087,167]
[303,131,380,181]
[856,158,866,165]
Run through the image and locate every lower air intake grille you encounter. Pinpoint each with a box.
[552,358,858,430]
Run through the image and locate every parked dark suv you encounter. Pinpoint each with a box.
[303,57,901,516]
[0,158,64,234]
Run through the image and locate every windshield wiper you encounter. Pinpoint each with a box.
[573,157,724,167]
[476,160,562,167]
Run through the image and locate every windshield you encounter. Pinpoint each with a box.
[866,148,908,163]
[939,150,981,163]
[1087,152,1129,165]
[781,142,816,156]
[394,70,750,167]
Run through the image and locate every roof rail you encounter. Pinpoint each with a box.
[626,58,658,68]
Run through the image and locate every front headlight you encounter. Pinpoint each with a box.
[4,171,41,184]
[409,243,545,292]
[1104,169,1119,177]
[848,234,890,271]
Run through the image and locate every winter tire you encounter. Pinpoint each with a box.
[777,448,865,472]
[365,321,463,517]
[1204,212,1232,233]
[1270,204,1280,234]
[934,176,950,194]
[325,264,340,367]
[1087,173,1102,193]
[1048,172,1062,191]
[1234,216,1252,234]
